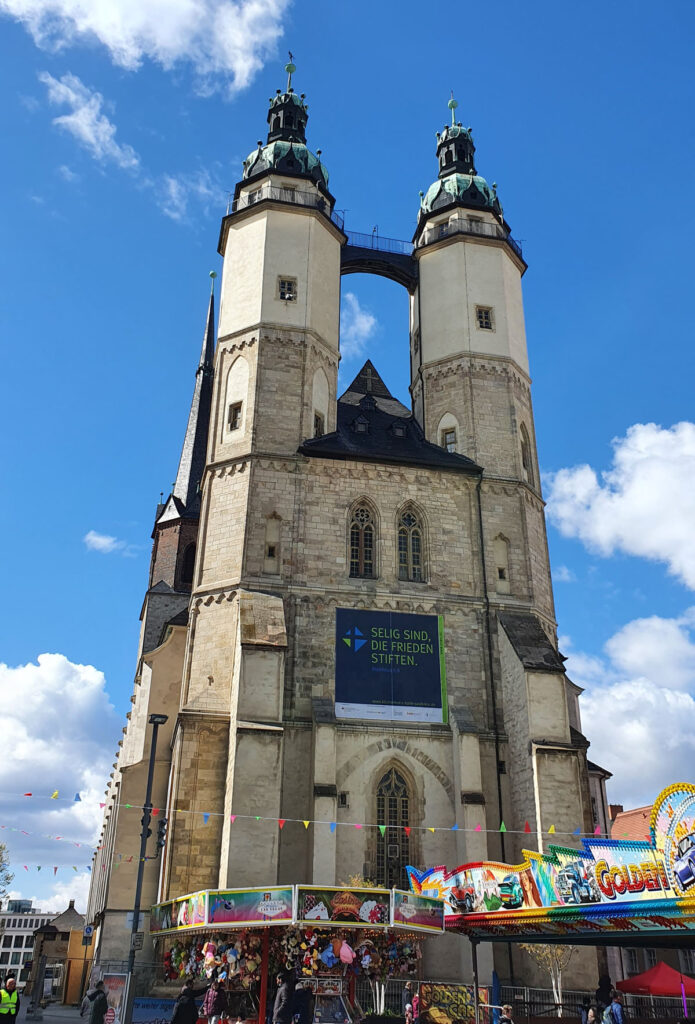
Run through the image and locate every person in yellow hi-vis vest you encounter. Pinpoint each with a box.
[0,976,19,1021]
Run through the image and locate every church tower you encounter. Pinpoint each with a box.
[88,73,601,990]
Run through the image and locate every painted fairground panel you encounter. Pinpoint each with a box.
[208,888,294,927]
[150,891,207,933]
[391,890,444,932]
[296,886,391,927]
[407,782,695,930]
[419,983,489,1024]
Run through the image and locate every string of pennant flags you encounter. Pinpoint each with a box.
[6,790,648,845]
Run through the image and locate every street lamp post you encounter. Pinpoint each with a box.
[124,713,168,1023]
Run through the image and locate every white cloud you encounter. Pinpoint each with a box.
[567,609,695,808]
[57,163,79,182]
[552,564,576,583]
[0,654,122,908]
[546,422,695,589]
[83,529,128,554]
[3,0,289,95]
[340,292,377,360]
[157,169,220,222]
[39,71,139,169]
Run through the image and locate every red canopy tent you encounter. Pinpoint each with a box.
[617,961,695,997]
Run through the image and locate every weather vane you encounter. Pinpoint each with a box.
[448,90,458,127]
[285,51,296,91]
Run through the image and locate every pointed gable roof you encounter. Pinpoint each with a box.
[300,361,481,475]
[343,359,392,399]
[170,283,216,517]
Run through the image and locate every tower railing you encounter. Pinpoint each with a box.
[231,184,344,230]
[344,230,414,256]
[418,216,523,258]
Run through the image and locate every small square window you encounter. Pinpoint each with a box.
[0,954,8,965]
[442,428,457,452]
[247,188,261,206]
[314,412,325,437]
[266,544,276,559]
[228,402,242,431]
[10,953,20,965]
[354,418,368,434]
[278,277,297,302]
[497,567,507,581]
[393,424,406,437]
[476,305,494,330]
[338,791,349,808]
[2,937,11,948]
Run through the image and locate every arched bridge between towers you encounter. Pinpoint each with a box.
[341,230,418,291]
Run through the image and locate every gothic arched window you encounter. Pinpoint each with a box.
[520,423,534,488]
[181,543,196,587]
[349,505,375,579]
[397,507,424,582]
[376,767,411,889]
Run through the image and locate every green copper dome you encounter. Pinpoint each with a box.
[243,140,329,186]
[420,172,501,216]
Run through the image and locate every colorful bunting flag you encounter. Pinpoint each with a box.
[378,825,386,837]
[499,821,507,833]
[37,866,41,872]
[303,820,310,829]
[255,816,260,821]
[594,825,601,835]
[99,803,105,809]
[278,819,286,829]
[329,822,336,833]
[51,791,59,800]
[428,827,435,833]
[23,866,28,871]
[53,867,58,875]
[404,826,411,837]
[23,793,32,797]
[73,866,77,872]
[524,821,531,833]
[548,824,556,833]
[451,823,459,831]
[573,827,581,836]
[354,823,362,830]
[475,824,482,831]
[74,793,81,802]
[152,808,159,816]
[230,814,236,823]
[203,813,210,825]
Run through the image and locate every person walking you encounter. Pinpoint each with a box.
[602,991,625,1024]
[171,984,201,1024]
[500,1005,514,1024]
[0,977,20,1022]
[402,983,413,1016]
[203,980,228,1024]
[87,982,109,1024]
[412,992,419,1021]
[292,983,312,1024]
[273,974,294,1024]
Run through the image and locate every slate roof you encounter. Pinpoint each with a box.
[498,612,566,673]
[299,361,481,475]
[167,286,216,519]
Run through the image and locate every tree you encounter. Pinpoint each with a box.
[519,944,575,1017]
[0,844,13,901]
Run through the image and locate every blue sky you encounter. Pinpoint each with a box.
[1,0,695,909]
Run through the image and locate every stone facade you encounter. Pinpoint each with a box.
[87,89,602,991]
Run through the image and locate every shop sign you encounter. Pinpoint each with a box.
[296,886,391,927]
[334,609,447,724]
[149,891,207,933]
[419,983,489,1023]
[132,997,177,1024]
[407,782,695,921]
[391,890,444,932]
[102,974,128,1024]
[208,887,294,927]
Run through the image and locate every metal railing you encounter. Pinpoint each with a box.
[231,184,344,230]
[500,984,695,1021]
[344,230,414,256]
[419,217,523,259]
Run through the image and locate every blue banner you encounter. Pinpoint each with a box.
[335,608,447,723]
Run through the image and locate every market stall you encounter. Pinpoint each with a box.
[148,885,446,1024]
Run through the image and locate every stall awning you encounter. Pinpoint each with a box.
[617,961,695,996]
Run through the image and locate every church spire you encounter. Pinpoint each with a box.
[172,272,216,513]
